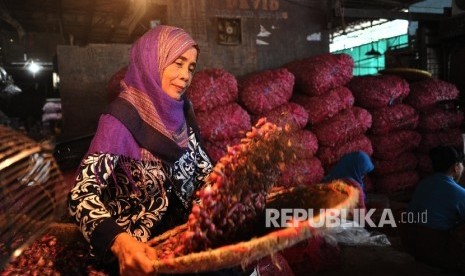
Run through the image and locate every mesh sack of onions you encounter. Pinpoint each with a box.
[417,128,463,153]
[373,152,418,176]
[196,103,251,141]
[185,68,238,112]
[364,176,375,193]
[284,53,354,96]
[317,134,373,168]
[204,138,242,163]
[280,235,342,276]
[239,68,294,115]
[278,157,324,188]
[348,75,409,109]
[313,107,372,147]
[406,79,460,111]
[369,104,419,135]
[292,86,354,125]
[370,130,421,160]
[288,129,319,159]
[252,102,309,131]
[416,153,432,175]
[418,108,464,132]
[374,170,419,194]
[107,66,127,103]
[151,119,297,257]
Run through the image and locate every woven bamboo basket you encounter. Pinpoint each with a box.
[149,179,361,274]
[0,125,67,267]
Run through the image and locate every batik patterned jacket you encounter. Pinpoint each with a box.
[68,114,212,260]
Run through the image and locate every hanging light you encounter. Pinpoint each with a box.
[365,20,382,57]
[366,43,382,57]
[26,60,42,74]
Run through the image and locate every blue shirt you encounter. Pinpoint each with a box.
[407,173,465,231]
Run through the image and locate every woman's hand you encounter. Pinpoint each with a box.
[110,233,158,275]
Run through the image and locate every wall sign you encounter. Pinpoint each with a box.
[215,0,287,19]
[218,18,242,45]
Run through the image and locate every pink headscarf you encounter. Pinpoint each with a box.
[122,25,198,134]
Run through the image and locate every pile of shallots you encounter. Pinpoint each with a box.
[155,119,296,258]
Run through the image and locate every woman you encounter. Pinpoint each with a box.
[323,151,374,190]
[402,145,465,272]
[69,25,213,275]
[323,151,374,208]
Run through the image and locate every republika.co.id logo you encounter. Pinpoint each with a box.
[265,208,428,228]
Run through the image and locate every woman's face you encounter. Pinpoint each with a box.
[161,47,197,100]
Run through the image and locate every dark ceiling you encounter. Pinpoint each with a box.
[0,0,426,46]
[0,0,167,46]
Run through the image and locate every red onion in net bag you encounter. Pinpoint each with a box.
[288,129,319,159]
[278,157,324,188]
[185,68,238,112]
[354,106,373,129]
[406,79,460,111]
[417,128,463,153]
[373,152,418,176]
[239,68,294,115]
[292,86,355,125]
[253,102,309,130]
[418,108,464,132]
[369,104,419,135]
[317,134,373,168]
[374,170,419,194]
[281,236,342,276]
[313,107,372,147]
[416,152,432,175]
[204,138,242,163]
[196,103,251,141]
[284,53,354,96]
[364,176,375,193]
[348,75,409,109]
[370,130,422,160]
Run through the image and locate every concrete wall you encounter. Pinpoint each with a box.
[166,0,329,76]
[57,44,130,139]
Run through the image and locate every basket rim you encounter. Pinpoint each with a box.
[151,180,361,274]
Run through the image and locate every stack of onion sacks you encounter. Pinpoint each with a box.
[155,118,297,258]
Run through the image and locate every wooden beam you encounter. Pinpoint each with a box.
[126,0,147,36]
[339,8,448,21]
[54,0,66,44]
[81,0,95,45]
[0,2,26,39]
[105,0,130,43]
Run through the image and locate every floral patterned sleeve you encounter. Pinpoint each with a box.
[194,143,213,187]
[68,153,125,258]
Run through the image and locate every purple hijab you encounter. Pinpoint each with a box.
[88,25,200,163]
[123,25,198,134]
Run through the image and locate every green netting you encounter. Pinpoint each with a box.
[332,34,408,76]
